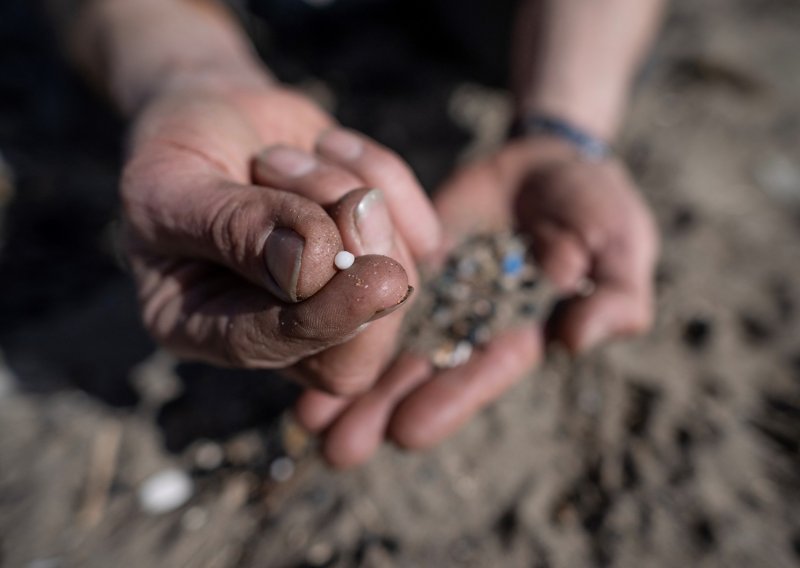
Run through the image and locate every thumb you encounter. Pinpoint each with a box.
[122,146,343,302]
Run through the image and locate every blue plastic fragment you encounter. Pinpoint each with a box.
[502,252,524,276]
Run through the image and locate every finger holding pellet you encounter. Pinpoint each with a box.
[282,189,417,394]
[138,253,410,383]
[252,152,419,395]
[253,147,405,261]
[281,255,410,346]
[316,128,442,259]
[285,188,420,395]
[281,254,413,395]
[327,187,397,257]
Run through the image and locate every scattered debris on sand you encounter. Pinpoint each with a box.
[404,233,560,368]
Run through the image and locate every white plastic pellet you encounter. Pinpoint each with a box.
[334,250,355,270]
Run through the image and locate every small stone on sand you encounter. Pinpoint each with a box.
[139,468,193,515]
[269,456,295,482]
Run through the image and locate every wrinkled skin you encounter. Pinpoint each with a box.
[122,83,440,396]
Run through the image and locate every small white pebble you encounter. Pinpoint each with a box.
[334,250,355,270]
[139,468,193,515]
[269,456,296,482]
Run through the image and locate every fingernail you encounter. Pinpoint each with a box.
[259,147,316,177]
[317,129,364,161]
[368,285,414,322]
[354,189,394,255]
[265,228,304,302]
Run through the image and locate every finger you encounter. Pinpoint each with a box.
[294,390,352,433]
[550,209,658,353]
[252,149,424,401]
[134,253,411,394]
[315,128,442,259]
[253,146,362,207]
[328,187,396,257]
[252,147,396,257]
[122,144,343,303]
[550,283,654,353]
[318,354,431,469]
[279,254,411,365]
[289,188,417,398]
[311,327,542,466]
[388,327,543,450]
[253,146,418,392]
[526,221,591,293]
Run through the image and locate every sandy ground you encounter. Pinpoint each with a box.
[1,1,800,567]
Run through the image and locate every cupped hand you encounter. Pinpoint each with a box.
[294,137,659,468]
[436,137,659,351]
[121,78,440,395]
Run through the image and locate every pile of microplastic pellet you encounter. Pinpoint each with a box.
[402,232,559,369]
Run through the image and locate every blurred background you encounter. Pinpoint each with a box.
[1,0,799,566]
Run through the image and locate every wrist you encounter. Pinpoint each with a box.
[494,135,623,191]
[519,80,628,142]
[131,62,275,116]
[509,113,612,161]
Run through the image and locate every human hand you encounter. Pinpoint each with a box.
[250,128,442,390]
[436,137,659,351]
[295,137,659,467]
[122,77,439,395]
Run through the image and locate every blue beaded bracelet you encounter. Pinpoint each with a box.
[509,114,611,160]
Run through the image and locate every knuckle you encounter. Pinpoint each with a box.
[222,320,256,367]
[279,310,326,341]
[207,191,267,269]
[278,315,349,356]
[223,316,292,369]
[367,145,414,184]
[138,284,181,351]
[119,159,156,236]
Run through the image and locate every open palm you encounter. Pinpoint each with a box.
[295,137,659,468]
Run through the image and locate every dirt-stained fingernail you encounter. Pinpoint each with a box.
[368,285,414,322]
[354,189,394,255]
[265,228,305,302]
